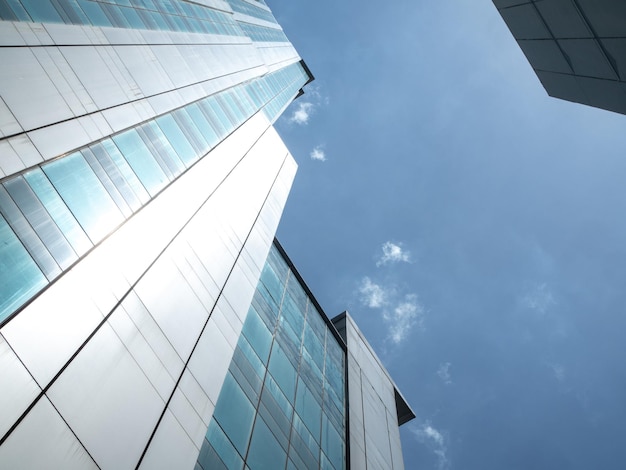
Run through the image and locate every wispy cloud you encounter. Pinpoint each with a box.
[310,146,326,161]
[376,241,411,266]
[289,101,314,125]
[520,282,556,315]
[412,422,450,470]
[356,241,424,346]
[548,362,565,382]
[437,362,452,385]
[358,277,388,308]
[383,294,424,344]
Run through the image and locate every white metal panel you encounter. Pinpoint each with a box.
[0,47,73,131]
[0,96,22,137]
[187,313,236,407]
[0,397,98,470]
[0,21,23,47]
[220,262,257,325]
[208,297,243,350]
[168,387,208,447]
[0,334,40,438]
[0,140,24,176]
[1,266,108,387]
[108,303,177,401]
[138,409,200,470]
[14,22,53,46]
[178,368,215,429]
[122,291,185,380]
[135,254,211,361]
[7,133,43,169]
[44,22,91,46]
[31,47,86,117]
[115,45,175,97]
[47,322,165,470]
[28,118,91,161]
[387,408,405,470]
[77,112,114,142]
[61,46,130,109]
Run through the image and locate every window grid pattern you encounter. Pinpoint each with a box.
[196,244,347,470]
[0,62,309,324]
[0,0,288,41]
[225,0,276,25]
[238,21,288,43]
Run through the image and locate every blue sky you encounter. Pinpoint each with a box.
[270,0,626,469]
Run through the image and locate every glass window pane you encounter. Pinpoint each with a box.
[295,380,321,442]
[43,152,124,243]
[280,294,305,337]
[242,307,272,363]
[205,421,243,470]
[99,139,151,206]
[196,439,227,470]
[0,214,47,322]
[268,343,297,401]
[2,0,31,21]
[322,414,344,470]
[0,186,60,280]
[291,413,319,467]
[172,108,210,155]
[20,0,63,22]
[263,374,293,420]
[246,416,286,470]
[112,129,169,196]
[303,323,325,372]
[24,168,93,257]
[187,103,219,148]
[213,373,255,457]
[155,114,197,167]
[4,176,77,269]
[76,0,112,26]
[82,148,133,218]
[259,263,283,305]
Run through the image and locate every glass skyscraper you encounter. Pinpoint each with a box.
[0,1,413,468]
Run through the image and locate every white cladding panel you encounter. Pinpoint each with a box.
[0,397,99,470]
[343,313,406,470]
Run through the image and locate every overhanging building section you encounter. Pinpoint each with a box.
[493,0,626,115]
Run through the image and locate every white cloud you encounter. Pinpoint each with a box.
[289,101,314,125]
[358,277,388,308]
[437,362,452,385]
[383,294,424,344]
[549,363,565,382]
[412,422,450,470]
[310,146,326,161]
[520,282,556,315]
[376,241,411,266]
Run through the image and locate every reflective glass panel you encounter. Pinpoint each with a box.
[212,373,255,457]
[112,129,169,196]
[246,416,286,470]
[43,152,124,243]
[0,215,47,322]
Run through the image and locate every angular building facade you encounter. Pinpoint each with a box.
[0,1,414,468]
[494,0,626,115]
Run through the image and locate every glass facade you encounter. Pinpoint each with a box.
[0,62,309,324]
[196,244,347,470]
[0,0,288,41]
